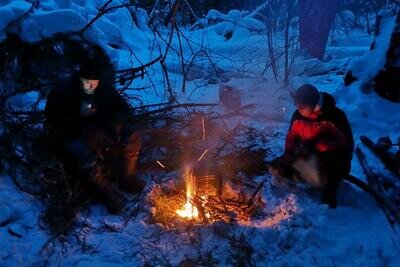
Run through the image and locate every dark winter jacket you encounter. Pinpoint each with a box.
[285,92,354,159]
[45,76,130,142]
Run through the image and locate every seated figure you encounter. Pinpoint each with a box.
[269,84,354,208]
[45,59,144,214]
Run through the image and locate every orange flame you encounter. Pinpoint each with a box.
[176,166,199,219]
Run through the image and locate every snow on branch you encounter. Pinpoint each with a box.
[79,1,136,35]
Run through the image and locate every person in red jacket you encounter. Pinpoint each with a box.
[270,84,354,208]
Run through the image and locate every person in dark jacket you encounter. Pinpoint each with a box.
[269,84,354,208]
[45,60,144,214]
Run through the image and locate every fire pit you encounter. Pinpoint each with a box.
[149,163,265,226]
[146,113,269,226]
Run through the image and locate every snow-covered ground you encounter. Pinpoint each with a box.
[1,1,400,266]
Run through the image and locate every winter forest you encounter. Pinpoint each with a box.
[0,0,400,266]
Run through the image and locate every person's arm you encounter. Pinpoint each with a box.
[45,86,81,134]
[314,121,347,152]
[336,109,354,153]
[98,88,131,138]
[284,112,301,154]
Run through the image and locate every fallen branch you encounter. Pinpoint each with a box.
[354,147,400,226]
[209,104,256,120]
[247,180,266,205]
[360,135,400,178]
[346,175,400,226]
[135,103,218,117]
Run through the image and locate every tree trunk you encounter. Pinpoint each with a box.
[299,0,340,59]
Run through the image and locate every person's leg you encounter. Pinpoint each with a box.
[85,162,124,214]
[64,139,124,214]
[320,176,340,208]
[117,132,145,193]
[124,132,141,177]
[318,152,348,208]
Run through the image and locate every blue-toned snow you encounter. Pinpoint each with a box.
[0,1,399,266]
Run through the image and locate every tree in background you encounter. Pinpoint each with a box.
[299,0,340,59]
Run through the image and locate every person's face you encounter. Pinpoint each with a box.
[296,104,315,118]
[80,78,99,94]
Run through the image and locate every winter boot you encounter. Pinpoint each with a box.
[320,194,337,209]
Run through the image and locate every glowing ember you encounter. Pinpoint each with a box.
[176,166,199,219]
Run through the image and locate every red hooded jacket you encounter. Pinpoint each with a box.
[285,93,354,157]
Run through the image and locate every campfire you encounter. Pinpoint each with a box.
[146,113,270,226]
[149,161,265,226]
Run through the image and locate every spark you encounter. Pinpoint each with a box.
[197,149,209,162]
[201,116,206,141]
[156,160,166,169]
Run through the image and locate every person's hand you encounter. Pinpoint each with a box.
[295,141,315,158]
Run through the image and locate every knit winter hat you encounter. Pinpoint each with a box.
[292,84,319,106]
[79,59,102,80]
